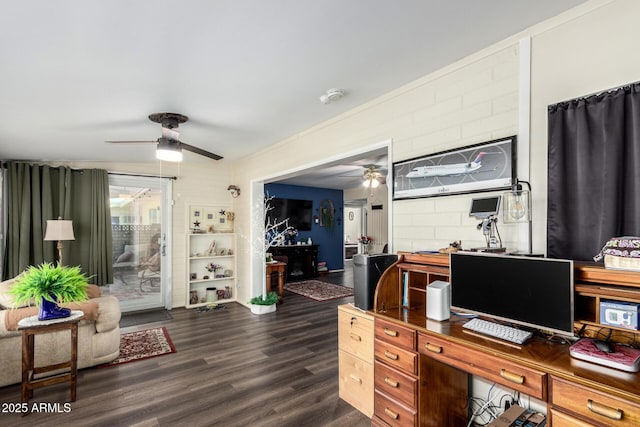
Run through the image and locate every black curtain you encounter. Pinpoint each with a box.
[548,82,640,261]
[2,162,114,284]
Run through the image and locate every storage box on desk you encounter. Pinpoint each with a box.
[593,236,640,272]
[600,300,640,330]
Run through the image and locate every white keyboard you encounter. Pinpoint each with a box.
[463,318,533,345]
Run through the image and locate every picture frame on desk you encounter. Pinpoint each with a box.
[392,135,516,200]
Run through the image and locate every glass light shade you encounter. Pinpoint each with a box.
[156,138,183,162]
[362,177,380,188]
[502,189,531,223]
[44,219,75,241]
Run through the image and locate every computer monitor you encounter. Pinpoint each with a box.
[469,196,500,219]
[450,252,574,336]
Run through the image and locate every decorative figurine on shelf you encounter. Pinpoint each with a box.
[439,240,462,254]
[191,220,204,234]
[205,240,216,256]
[189,290,199,305]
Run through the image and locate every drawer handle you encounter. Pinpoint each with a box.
[349,332,362,342]
[587,399,623,420]
[424,342,442,354]
[349,374,362,384]
[384,350,399,361]
[384,377,399,388]
[384,407,399,420]
[350,316,357,326]
[500,369,524,384]
[384,328,398,337]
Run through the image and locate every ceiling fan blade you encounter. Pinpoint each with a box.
[105,140,157,144]
[180,142,223,160]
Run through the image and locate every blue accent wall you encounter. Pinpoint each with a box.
[265,183,344,271]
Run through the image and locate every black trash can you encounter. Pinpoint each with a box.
[353,253,398,310]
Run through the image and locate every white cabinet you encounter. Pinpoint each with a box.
[186,232,237,308]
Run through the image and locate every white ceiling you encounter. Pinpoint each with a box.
[0,0,585,167]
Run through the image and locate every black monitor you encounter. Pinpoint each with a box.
[450,252,574,336]
[469,196,501,218]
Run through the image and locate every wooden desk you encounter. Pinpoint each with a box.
[364,252,640,426]
[18,311,83,408]
[266,261,287,303]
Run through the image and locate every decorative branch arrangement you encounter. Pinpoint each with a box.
[263,193,294,251]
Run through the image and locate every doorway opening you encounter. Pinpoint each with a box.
[104,174,173,312]
[248,140,393,302]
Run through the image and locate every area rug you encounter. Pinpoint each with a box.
[284,280,354,301]
[101,327,176,367]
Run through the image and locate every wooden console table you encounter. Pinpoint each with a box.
[359,252,640,426]
[18,310,83,408]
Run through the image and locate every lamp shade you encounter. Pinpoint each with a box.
[44,219,75,241]
[502,189,531,223]
[156,138,183,162]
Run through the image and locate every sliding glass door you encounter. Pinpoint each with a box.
[105,175,172,312]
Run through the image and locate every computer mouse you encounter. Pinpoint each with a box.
[594,339,615,353]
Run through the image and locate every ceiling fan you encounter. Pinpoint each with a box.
[106,112,223,161]
[362,165,385,188]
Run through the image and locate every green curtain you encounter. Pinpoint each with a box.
[2,162,113,285]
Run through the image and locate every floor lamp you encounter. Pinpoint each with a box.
[44,217,75,266]
[502,180,532,254]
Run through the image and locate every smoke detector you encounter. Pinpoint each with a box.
[319,88,345,104]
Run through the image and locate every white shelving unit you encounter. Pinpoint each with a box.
[186,206,236,308]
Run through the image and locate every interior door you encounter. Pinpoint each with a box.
[106,174,172,312]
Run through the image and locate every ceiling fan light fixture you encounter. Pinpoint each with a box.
[156,138,183,162]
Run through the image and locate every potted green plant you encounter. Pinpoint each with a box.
[10,263,89,321]
[248,291,279,315]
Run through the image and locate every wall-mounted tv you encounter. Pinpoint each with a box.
[268,198,313,231]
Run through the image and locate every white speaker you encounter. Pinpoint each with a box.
[427,281,450,321]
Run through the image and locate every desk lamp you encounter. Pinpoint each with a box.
[503,180,532,254]
[44,217,75,265]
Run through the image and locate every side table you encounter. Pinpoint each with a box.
[18,310,84,406]
[266,261,287,303]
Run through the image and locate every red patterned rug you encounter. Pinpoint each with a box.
[101,327,176,367]
[284,280,354,301]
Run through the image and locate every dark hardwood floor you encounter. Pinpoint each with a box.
[0,267,370,426]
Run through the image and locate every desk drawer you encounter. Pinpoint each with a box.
[338,350,373,417]
[375,360,417,409]
[550,376,640,427]
[375,338,417,375]
[374,389,417,427]
[338,306,374,362]
[418,333,546,400]
[375,318,416,351]
[549,408,596,427]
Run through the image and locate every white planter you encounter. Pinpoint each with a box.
[250,303,276,315]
